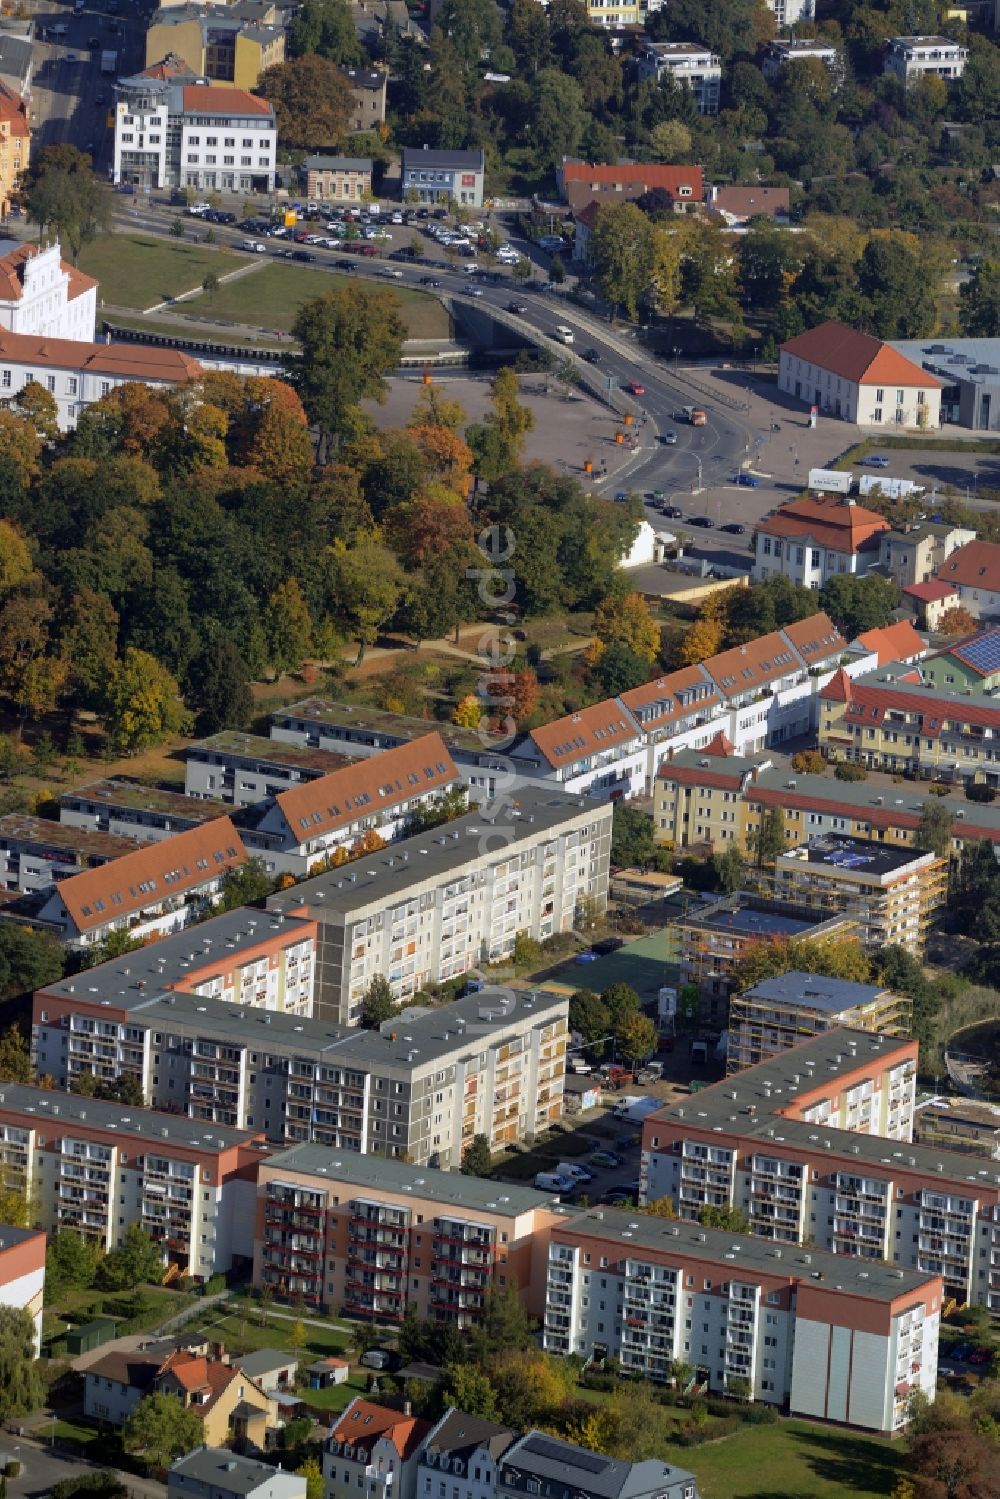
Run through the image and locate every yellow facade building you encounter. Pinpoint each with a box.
[0,82,29,217]
[146,3,285,90]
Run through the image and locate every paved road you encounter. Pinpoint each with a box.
[29,0,149,171]
[5,1434,164,1499]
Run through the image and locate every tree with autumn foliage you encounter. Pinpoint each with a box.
[453,694,482,729]
[592,588,660,663]
[406,421,474,494]
[0,520,36,598]
[0,410,42,486]
[265,577,313,676]
[387,494,474,568]
[936,605,978,638]
[103,648,187,755]
[676,615,726,666]
[485,665,539,730]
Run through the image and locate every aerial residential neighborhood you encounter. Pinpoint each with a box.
[3,1,1000,1498]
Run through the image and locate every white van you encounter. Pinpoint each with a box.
[241,239,266,254]
[556,1162,593,1184]
[534,1170,576,1193]
[554,325,574,344]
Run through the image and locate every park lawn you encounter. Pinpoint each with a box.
[42,1283,199,1350]
[78,234,251,309]
[50,1417,107,1451]
[666,1418,905,1499]
[199,263,451,340]
[188,1309,351,1361]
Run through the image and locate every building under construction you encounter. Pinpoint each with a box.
[726,970,911,1075]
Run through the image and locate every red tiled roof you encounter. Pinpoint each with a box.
[856,620,926,665]
[561,161,704,200]
[704,730,734,755]
[157,1351,244,1415]
[841,681,1000,739]
[530,701,639,769]
[748,782,1000,846]
[781,611,846,665]
[780,320,943,388]
[705,630,803,699]
[711,186,789,218]
[274,733,458,842]
[903,580,958,603]
[182,85,273,115]
[53,818,246,935]
[0,328,202,383]
[756,494,889,554]
[0,244,97,307]
[936,540,1000,594]
[140,53,194,80]
[0,82,29,138]
[619,665,721,732]
[658,760,744,790]
[820,668,854,703]
[331,1400,430,1460]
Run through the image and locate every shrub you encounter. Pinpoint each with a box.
[675,1416,740,1447]
[833,762,868,781]
[791,750,826,775]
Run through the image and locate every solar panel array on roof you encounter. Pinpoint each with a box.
[521,1438,609,1473]
[954,631,1000,676]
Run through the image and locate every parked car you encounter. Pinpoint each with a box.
[583,348,602,364]
[721,521,747,534]
[601,1189,633,1205]
[290,250,315,262]
[591,1151,624,1169]
[689,515,714,527]
[734,472,760,487]
[507,301,528,314]
[420,276,441,287]
[662,504,684,518]
[593,936,624,955]
[969,1348,991,1366]
[865,455,890,468]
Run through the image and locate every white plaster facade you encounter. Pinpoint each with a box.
[0,240,96,340]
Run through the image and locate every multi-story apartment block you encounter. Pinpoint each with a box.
[640,1029,1000,1308]
[114,75,277,193]
[145,4,285,90]
[23,817,246,949]
[773,834,946,954]
[184,732,360,806]
[518,704,648,801]
[418,1410,516,1499]
[0,81,29,219]
[498,1433,699,1499]
[337,65,388,133]
[60,778,229,843]
[0,1226,45,1355]
[270,697,547,802]
[761,38,838,81]
[37,982,567,1168]
[325,1400,430,1499]
[254,1146,564,1319]
[884,35,968,85]
[635,44,722,115]
[0,815,138,894]
[0,1083,266,1276]
[727,971,911,1075]
[675,892,858,1021]
[235,736,462,878]
[818,664,1000,783]
[266,788,611,1023]
[655,744,1000,857]
[32,907,319,1084]
[543,1210,939,1434]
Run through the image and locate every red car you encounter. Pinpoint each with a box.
[627,381,645,397]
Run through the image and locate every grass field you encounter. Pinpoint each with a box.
[667,1419,905,1499]
[78,234,251,309]
[199,262,451,340]
[42,1283,198,1351]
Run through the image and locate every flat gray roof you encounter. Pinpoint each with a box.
[0,1083,259,1151]
[778,832,934,879]
[265,1142,556,1215]
[186,732,355,775]
[743,971,889,1013]
[557,1208,937,1300]
[652,1027,1000,1193]
[62,779,228,824]
[39,907,315,1007]
[0,1225,42,1251]
[0,815,138,860]
[109,984,565,1074]
[272,697,537,762]
[267,787,605,920]
[503,1433,696,1499]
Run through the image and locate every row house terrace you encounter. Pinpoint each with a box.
[543,1209,940,1434]
[60,778,229,843]
[254,1145,563,1323]
[32,907,319,1088]
[818,666,1000,783]
[21,817,247,949]
[638,1029,1000,1307]
[520,703,647,801]
[0,1083,266,1277]
[184,732,357,807]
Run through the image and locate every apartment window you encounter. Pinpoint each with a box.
[875,388,884,402]
[189,135,200,144]
[873,407,883,423]
[224,155,235,166]
[243,137,253,147]
[2,370,10,389]
[224,137,235,146]
[46,376,55,393]
[206,136,218,145]
[896,389,904,403]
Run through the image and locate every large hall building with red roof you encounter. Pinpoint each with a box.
[778,319,943,428]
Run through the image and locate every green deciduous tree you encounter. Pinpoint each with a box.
[265,577,313,677]
[0,1306,43,1421]
[712,844,747,894]
[46,1230,100,1297]
[460,1133,492,1177]
[611,803,655,868]
[440,1362,497,1418]
[959,258,1000,337]
[97,1224,165,1291]
[529,68,586,173]
[103,648,186,755]
[24,144,114,264]
[218,858,276,912]
[331,538,405,663]
[292,287,406,454]
[289,0,362,65]
[751,806,786,867]
[732,935,871,993]
[697,1204,750,1232]
[615,1010,657,1066]
[0,930,63,1001]
[917,797,954,860]
[296,1459,325,1499]
[186,633,254,735]
[568,988,611,1045]
[360,974,397,1030]
[123,1392,204,1469]
[588,202,655,321]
